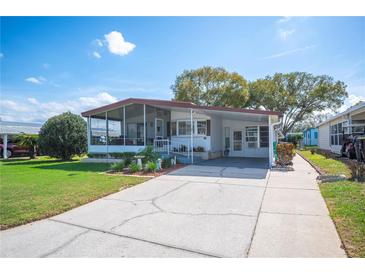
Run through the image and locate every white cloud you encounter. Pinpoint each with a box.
[28,98,39,105]
[95,39,103,47]
[0,92,118,122]
[79,92,117,108]
[278,28,295,40]
[0,100,31,113]
[277,16,292,23]
[263,45,316,60]
[93,51,101,59]
[25,76,46,84]
[104,31,136,56]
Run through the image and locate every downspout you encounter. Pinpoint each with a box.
[270,116,282,168]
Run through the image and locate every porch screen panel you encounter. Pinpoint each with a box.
[146,105,171,145]
[107,108,124,145]
[125,104,144,146]
[90,113,107,145]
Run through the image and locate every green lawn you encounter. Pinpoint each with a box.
[0,157,147,230]
[321,181,365,257]
[298,150,365,257]
[298,150,351,178]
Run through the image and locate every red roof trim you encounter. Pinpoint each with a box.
[81,98,282,117]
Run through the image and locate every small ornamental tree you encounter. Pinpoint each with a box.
[17,134,38,159]
[38,112,87,160]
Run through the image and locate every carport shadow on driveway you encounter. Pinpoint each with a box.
[169,157,269,179]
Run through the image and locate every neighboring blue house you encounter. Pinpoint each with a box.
[303,128,318,146]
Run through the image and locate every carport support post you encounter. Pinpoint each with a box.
[268,116,273,167]
[2,134,8,159]
[190,108,193,164]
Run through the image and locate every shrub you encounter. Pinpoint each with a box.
[162,158,172,169]
[194,146,205,152]
[276,143,296,166]
[111,161,125,172]
[348,161,365,182]
[38,112,87,160]
[310,148,316,155]
[145,161,158,172]
[138,145,159,163]
[129,162,141,173]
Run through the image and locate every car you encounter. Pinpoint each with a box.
[0,138,31,158]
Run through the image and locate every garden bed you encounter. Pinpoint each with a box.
[106,163,185,177]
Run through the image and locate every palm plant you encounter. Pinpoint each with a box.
[17,134,38,159]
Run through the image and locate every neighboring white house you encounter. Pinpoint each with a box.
[81,98,282,166]
[317,102,365,154]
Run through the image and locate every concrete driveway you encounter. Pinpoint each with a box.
[0,156,346,257]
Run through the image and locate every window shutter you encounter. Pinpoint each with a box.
[207,120,211,136]
[167,121,170,137]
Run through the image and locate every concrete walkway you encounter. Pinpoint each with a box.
[248,155,346,257]
[0,155,346,257]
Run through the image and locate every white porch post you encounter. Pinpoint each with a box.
[87,116,91,147]
[3,134,8,159]
[123,106,126,147]
[106,111,109,160]
[143,104,146,146]
[268,116,273,167]
[190,108,193,164]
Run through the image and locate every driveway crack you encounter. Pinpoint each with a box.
[40,229,90,258]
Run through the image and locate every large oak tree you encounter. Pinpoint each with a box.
[171,66,250,107]
[249,72,347,135]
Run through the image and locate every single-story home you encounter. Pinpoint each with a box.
[0,120,43,158]
[81,98,282,166]
[303,128,318,146]
[317,101,365,154]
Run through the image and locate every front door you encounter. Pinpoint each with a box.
[155,118,164,139]
[231,130,243,157]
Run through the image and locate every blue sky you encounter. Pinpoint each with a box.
[1,16,364,122]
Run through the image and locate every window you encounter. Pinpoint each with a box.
[245,126,258,148]
[331,122,345,146]
[174,120,208,136]
[197,121,207,135]
[178,121,192,135]
[259,126,269,147]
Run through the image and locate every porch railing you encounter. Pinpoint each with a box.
[153,139,191,158]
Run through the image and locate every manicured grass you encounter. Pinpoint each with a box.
[298,150,351,178]
[0,157,147,229]
[298,150,365,257]
[320,181,365,257]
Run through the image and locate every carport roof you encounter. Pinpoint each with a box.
[0,121,42,135]
[81,98,283,117]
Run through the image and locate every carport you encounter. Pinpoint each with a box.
[0,121,42,158]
